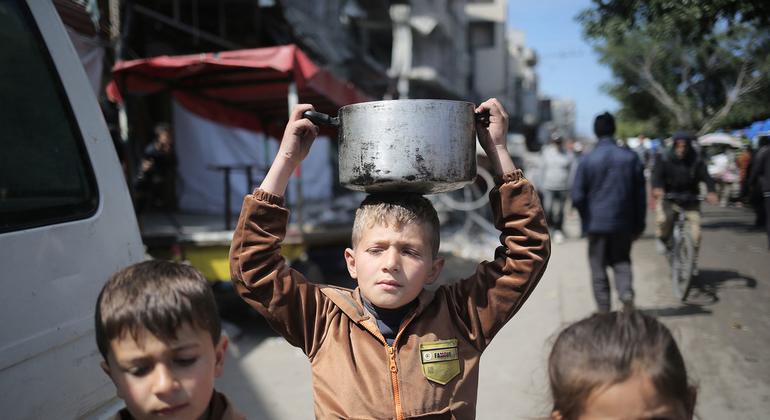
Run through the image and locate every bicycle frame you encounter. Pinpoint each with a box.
[669,209,695,301]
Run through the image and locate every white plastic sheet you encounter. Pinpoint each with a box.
[173,101,332,215]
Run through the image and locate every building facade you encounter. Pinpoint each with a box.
[507,27,540,149]
[465,0,511,108]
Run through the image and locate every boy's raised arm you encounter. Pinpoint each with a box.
[448,98,550,350]
[260,104,319,195]
[229,104,328,354]
[475,97,515,177]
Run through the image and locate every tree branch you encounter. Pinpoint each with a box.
[698,61,761,134]
[636,50,690,127]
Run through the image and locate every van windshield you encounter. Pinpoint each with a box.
[0,0,98,233]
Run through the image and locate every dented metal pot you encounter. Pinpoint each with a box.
[304,99,488,194]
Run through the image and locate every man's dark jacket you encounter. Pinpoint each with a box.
[571,138,646,235]
[651,143,715,199]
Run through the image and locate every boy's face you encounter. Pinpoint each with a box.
[101,323,228,420]
[567,373,693,420]
[345,220,444,309]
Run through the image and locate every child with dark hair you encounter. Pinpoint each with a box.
[95,260,243,420]
[548,310,696,420]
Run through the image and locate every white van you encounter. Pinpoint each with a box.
[0,1,144,418]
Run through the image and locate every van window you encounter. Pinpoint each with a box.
[0,0,98,233]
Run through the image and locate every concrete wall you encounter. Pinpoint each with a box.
[508,28,539,125]
[407,0,470,98]
[466,0,506,22]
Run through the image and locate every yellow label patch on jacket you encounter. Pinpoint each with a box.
[420,339,460,385]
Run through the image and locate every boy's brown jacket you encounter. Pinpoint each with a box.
[229,170,550,419]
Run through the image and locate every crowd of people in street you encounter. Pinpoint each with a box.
[527,110,770,317]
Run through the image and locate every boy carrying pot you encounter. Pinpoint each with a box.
[229,98,550,419]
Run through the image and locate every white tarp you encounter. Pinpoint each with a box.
[698,132,743,148]
[173,101,332,215]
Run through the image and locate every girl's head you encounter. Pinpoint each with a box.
[548,311,696,420]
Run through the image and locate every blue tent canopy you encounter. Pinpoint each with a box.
[745,121,764,139]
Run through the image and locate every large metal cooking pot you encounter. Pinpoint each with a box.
[303,99,489,194]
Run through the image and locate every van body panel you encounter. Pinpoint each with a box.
[0,1,143,418]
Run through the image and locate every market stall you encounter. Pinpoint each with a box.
[108,44,372,281]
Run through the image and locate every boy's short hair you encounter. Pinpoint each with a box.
[95,260,221,359]
[352,193,440,258]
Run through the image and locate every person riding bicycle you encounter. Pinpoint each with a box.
[652,131,718,272]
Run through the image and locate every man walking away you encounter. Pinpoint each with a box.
[539,133,574,243]
[571,112,646,313]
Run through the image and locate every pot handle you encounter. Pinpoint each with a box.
[302,110,340,127]
[475,110,491,127]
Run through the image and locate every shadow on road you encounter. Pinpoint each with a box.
[637,232,657,241]
[640,269,756,317]
[701,220,761,232]
[641,304,712,318]
[687,269,757,303]
[700,206,762,232]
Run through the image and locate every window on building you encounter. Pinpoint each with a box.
[0,0,98,233]
[468,21,495,48]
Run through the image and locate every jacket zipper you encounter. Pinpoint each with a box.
[387,310,420,420]
[360,321,404,420]
[387,345,403,420]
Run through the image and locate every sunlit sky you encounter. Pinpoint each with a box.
[508,0,619,137]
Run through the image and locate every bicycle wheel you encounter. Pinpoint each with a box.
[671,232,695,301]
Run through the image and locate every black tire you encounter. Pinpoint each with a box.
[671,232,695,301]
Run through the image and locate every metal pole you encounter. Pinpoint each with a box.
[389,4,412,99]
